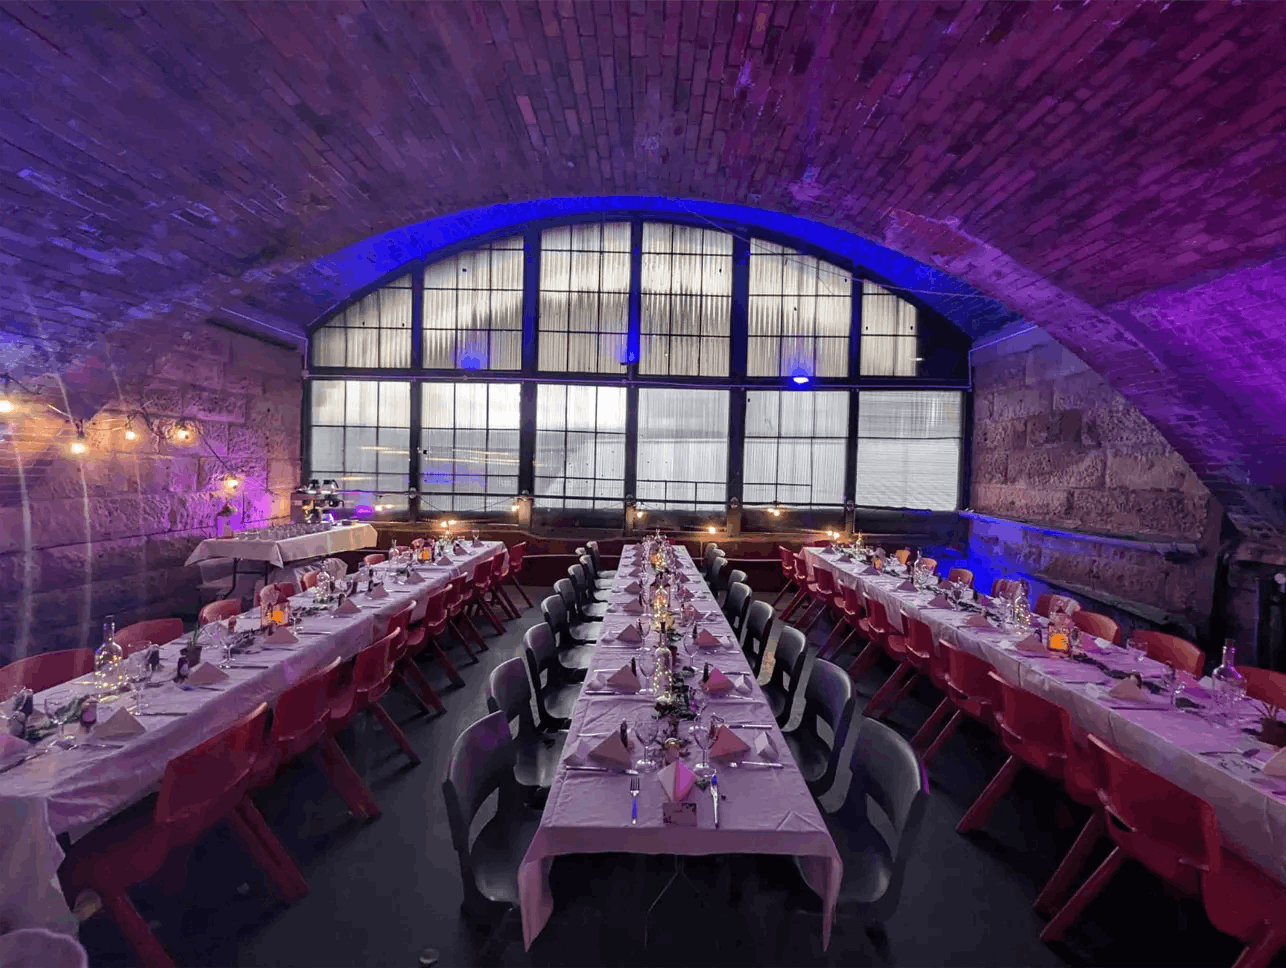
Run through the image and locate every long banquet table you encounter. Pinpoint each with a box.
[0,540,505,935]
[804,546,1286,887]
[184,522,380,569]
[518,543,842,950]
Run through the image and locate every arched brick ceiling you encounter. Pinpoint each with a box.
[2,1,1286,533]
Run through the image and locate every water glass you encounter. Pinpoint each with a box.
[635,715,661,773]
[1126,634,1147,668]
[44,692,71,747]
[637,652,656,696]
[687,716,716,781]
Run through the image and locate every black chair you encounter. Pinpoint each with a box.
[762,624,808,727]
[578,550,611,591]
[723,581,753,641]
[443,710,543,920]
[777,717,929,949]
[486,657,566,802]
[707,556,729,595]
[540,594,594,673]
[781,657,855,797]
[568,563,608,617]
[587,540,616,580]
[723,568,748,606]
[743,600,775,677]
[702,543,722,580]
[555,577,602,636]
[524,623,581,731]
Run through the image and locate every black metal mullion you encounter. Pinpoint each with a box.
[845,387,860,510]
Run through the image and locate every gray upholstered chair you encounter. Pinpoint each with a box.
[554,579,601,641]
[523,623,581,731]
[723,581,753,641]
[722,568,748,606]
[443,710,543,920]
[743,600,775,677]
[568,563,608,618]
[539,594,594,673]
[781,658,856,797]
[707,556,729,595]
[762,624,808,727]
[486,657,566,800]
[586,540,616,584]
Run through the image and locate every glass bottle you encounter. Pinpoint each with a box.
[1012,584,1032,631]
[1211,639,1247,722]
[94,614,123,687]
[652,641,674,699]
[1047,607,1071,656]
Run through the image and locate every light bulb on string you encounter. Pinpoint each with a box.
[223,475,240,492]
[0,397,12,415]
[69,432,88,456]
[124,428,137,441]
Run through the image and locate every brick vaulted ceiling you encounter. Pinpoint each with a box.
[3,1,1286,535]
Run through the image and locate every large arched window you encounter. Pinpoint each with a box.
[305,215,970,521]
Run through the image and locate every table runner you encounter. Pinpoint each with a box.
[0,541,504,933]
[518,544,842,950]
[804,546,1286,887]
[184,523,380,568]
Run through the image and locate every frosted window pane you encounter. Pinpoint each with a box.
[639,223,731,377]
[860,281,918,377]
[743,390,848,508]
[418,382,522,511]
[855,391,962,510]
[748,241,851,377]
[310,274,413,368]
[309,379,410,504]
[535,384,627,509]
[422,238,523,371]
[636,388,729,510]
[539,222,630,373]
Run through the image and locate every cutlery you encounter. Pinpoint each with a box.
[711,773,719,828]
[565,765,640,775]
[0,755,31,774]
[194,685,225,692]
[1200,749,1260,758]
[729,760,784,769]
[727,723,775,729]
[77,742,125,750]
[138,711,187,717]
[630,775,640,825]
[234,664,272,669]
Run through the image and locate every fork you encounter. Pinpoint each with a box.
[630,774,640,825]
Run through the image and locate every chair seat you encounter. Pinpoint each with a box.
[569,622,602,641]
[470,802,544,906]
[514,730,568,791]
[598,569,617,579]
[792,808,894,913]
[764,686,788,723]
[583,603,609,619]
[557,643,597,671]
[540,682,582,721]
[782,729,831,786]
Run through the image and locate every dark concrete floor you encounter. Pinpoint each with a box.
[77,589,1270,968]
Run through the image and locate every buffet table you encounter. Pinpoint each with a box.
[184,523,380,569]
[518,543,842,950]
[0,541,504,934]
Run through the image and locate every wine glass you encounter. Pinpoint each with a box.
[637,651,656,696]
[635,715,661,774]
[44,691,72,748]
[128,651,153,713]
[1126,633,1147,669]
[687,715,716,781]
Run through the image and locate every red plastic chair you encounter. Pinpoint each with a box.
[957,673,1066,833]
[248,656,381,821]
[947,567,974,588]
[1133,630,1203,676]
[60,703,307,968]
[384,604,444,715]
[1073,610,1120,645]
[460,556,506,636]
[486,547,522,619]
[263,582,296,600]
[116,619,184,655]
[445,574,487,654]
[797,566,838,633]
[404,586,465,686]
[771,546,801,608]
[910,636,955,751]
[0,649,94,696]
[1040,735,1221,944]
[864,606,917,718]
[198,599,242,627]
[301,570,321,591]
[818,583,865,660]
[1203,852,1286,968]
[869,612,936,722]
[780,552,812,621]
[502,541,534,608]
[364,554,386,567]
[845,593,893,683]
[329,627,421,764]
[478,551,520,621]
[918,642,999,765]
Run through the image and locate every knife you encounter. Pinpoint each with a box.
[711,773,719,828]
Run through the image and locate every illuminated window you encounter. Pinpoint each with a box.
[309,380,411,509]
[535,385,627,508]
[744,391,848,507]
[860,282,918,376]
[310,276,412,368]
[636,388,729,509]
[538,223,630,373]
[640,223,732,377]
[748,241,850,378]
[423,237,523,370]
[855,391,962,510]
[419,383,521,511]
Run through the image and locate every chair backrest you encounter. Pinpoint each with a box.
[946,567,974,588]
[364,554,386,567]
[988,671,1066,773]
[703,544,722,574]
[269,582,297,599]
[766,625,808,725]
[792,551,809,581]
[904,614,935,664]
[269,656,343,759]
[579,553,598,583]
[778,546,794,575]
[552,579,578,622]
[509,541,527,572]
[725,569,748,599]
[1239,665,1286,713]
[723,582,753,638]
[446,574,468,610]
[1133,630,1203,676]
[795,658,856,795]
[423,586,450,629]
[990,578,1015,599]
[844,717,930,920]
[541,594,569,640]
[894,549,911,565]
[524,622,558,677]
[301,570,321,590]
[942,642,998,713]
[863,595,892,636]
[199,600,242,627]
[568,564,590,603]
[116,618,184,655]
[442,711,519,909]
[0,648,95,697]
[471,555,495,589]
[708,557,729,590]
[352,629,401,702]
[156,702,268,846]
[386,602,414,638]
[586,540,603,572]
[812,567,835,595]
[840,583,863,617]
[742,600,774,676]
[1089,734,1220,888]
[1073,610,1120,644]
[486,656,537,737]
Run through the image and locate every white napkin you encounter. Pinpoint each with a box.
[334,598,361,615]
[751,731,777,760]
[604,664,641,693]
[367,584,389,599]
[187,663,229,686]
[1261,748,1286,777]
[656,759,695,801]
[564,737,594,766]
[437,555,455,566]
[95,706,146,740]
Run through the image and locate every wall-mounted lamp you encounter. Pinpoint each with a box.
[171,420,194,442]
[124,428,138,441]
[707,525,717,534]
[769,506,782,517]
[510,503,519,513]
[223,475,240,492]
[69,431,88,456]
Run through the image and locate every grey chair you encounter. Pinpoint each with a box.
[743,600,775,677]
[578,550,611,590]
[553,578,600,642]
[486,657,566,800]
[524,622,581,731]
[707,556,729,595]
[781,657,855,797]
[778,717,929,947]
[587,540,616,581]
[540,594,594,673]
[723,568,748,606]
[762,624,808,727]
[568,564,608,619]
[702,543,722,580]
[443,710,543,920]
[723,581,753,641]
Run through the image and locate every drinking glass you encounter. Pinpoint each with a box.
[687,715,716,781]
[128,652,153,712]
[44,692,71,748]
[637,651,656,696]
[1126,633,1147,669]
[635,715,661,774]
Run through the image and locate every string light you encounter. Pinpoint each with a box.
[69,431,88,455]
[173,424,192,441]
[124,428,137,441]
[707,525,717,534]
[0,397,12,415]
[223,475,240,492]
[510,503,519,512]
[770,507,782,517]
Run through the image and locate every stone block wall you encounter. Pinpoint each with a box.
[969,326,1220,633]
[0,323,302,664]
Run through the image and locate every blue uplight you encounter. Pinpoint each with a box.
[459,355,482,371]
[791,369,811,385]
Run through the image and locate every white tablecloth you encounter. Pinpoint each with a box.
[0,542,505,933]
[184,523,380,568]
[518,545,842,950]
[804,547,1286,887]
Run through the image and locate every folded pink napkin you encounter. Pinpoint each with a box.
[1262,748,1286,777]
[614,624,642,643]
[589,732,634,769]
[335,598,361,616]
[977,593,992,607]
[437,555,454,566]
[367,585,389,599]
[622,600,645,614]
[657,759,695,801]
[265,627,297,645]
[1015,634,1045,654]
[95,706,146,740]
[404,571,425,584]
[965,614,993,629]
[187,663,229,686]
[710,726,750,759]
[897,580,916,592]
[623,581,641,594]
[751,731,777,760]
[705,667,734,694]
[927,595,953,609]
[0,733,27,768]
[856,565,875,575]
[605,664,641,693]
[676,574,690,584]
[1107,678,1147,701]
[695,628,722,648]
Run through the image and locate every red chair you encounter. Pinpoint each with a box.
[476,552,520,621]
[1241,665,1286,716]
[60,703,307,968]
[1072,609,1119,645]
[780,552,812,621]
[818,583,865,660]
[918,642,999,765]
[957,673,1066,833]
[249,656,381,821]
[364,554,386,568]
[1133,630,1203,676]
[863,606,917,718]
[445,574,487,654]
[870,612,937,722]
[947,567,974,588]
[501,541,534,608]
[384,604,444,715]
[457,557,504,636]
[1034,592,1080,618]
[115,618,184,655]
[796,565,838,633]
[917,557,938,576]
[301,570,321,591]
[1203,852,1286,968]
[771,546,801,608]
[1041,735,1221,944]
[0,649,94,695]
[329,627,421,764]
[198,599,242,627]
[487,547,523,618]
[845,593,893,683]
[404,586,465,686]
[263,582,297,600]
[911,636,955,751]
